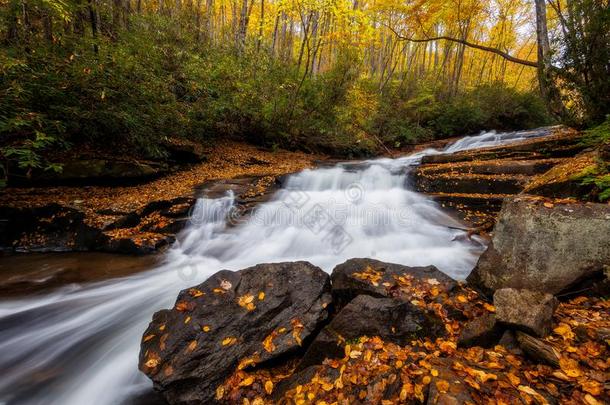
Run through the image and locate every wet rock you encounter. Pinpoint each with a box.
[0,204,104,253]
[273,365,339,400]
[299,295,446,369]
[412,172,528,195]
[331,258,456,310]
[494,288,558,337]
[457,313,503,348]
[421,128,583,165]
[467,198,610,296]
[138,262,331,405]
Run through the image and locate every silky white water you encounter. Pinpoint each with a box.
[0,128,553,404]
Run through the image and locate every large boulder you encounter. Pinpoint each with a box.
[138,262,332,405]
[467,198,610,295]
[494,288,558,337]
[299,295,446,368]
[331,258,456,309]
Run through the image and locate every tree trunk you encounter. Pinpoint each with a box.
[534,0,564,117]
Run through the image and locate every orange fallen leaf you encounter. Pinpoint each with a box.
[222,336,237,346]
[435,379,449,393]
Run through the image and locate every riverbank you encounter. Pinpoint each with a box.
[0,141,324,254]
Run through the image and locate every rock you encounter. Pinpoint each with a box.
[498,330,523,355]
[163,139,207,163]
[331,258,456,309]
[494,288,558,337]
[467,198,610,295]
[412,172,528,195]
[42,159,168,183]
[523,151,598,199]
[299,295,446,369]
[457,313,503,348]
[138,262,331,405]
[0,204,104,252]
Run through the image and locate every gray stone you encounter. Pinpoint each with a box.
[467,198,610,295]
[494,288,558,337]
[331,258,456,310]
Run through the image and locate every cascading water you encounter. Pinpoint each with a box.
[0,128,554,405]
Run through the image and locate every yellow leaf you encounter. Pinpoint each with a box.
[187,340,197,352]
[265,380,274,394]
[435,380,449,393]
[216,386,225,400]
[584,394,603,405]
[553,324,575,340]
[222,336,237,346]
[263,333,276,353]
[518,385,549,405]
[239,376,254,387]
[258,292,265,301]
[559,357,582,378]
[202,325,211,332]
[143,334,155,343]
[507,373,520,386]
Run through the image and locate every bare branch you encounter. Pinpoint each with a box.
[386,25,539,68]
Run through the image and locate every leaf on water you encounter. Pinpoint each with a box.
[258,292,265,301]
[265,380,274,394]
[202,325,211,332]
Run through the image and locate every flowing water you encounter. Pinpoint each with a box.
[0,128,554,405]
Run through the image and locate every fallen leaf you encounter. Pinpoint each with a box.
[222,337,237,346]
[265,380,274,394]
[435,379,449,393]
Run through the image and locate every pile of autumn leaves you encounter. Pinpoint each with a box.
[217,271,609,404]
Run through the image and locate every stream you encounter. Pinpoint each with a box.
[0,128,553,405]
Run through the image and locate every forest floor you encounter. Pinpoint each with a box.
[0,142,324,253]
